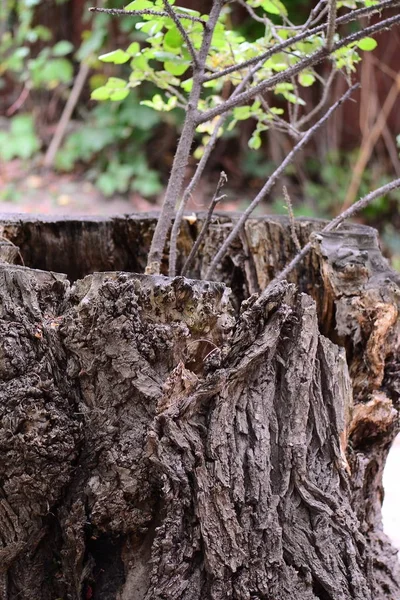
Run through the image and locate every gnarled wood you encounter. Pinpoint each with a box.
[0,213,398,599]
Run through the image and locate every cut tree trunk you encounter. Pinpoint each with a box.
[0,213,399,600]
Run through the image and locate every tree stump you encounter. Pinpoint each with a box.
[0,213,399,600]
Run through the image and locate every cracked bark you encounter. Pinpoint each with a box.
[0,213,398,600]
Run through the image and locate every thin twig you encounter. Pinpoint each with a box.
[181,172,227,277]
[88,6,206,24]
[283,186,301,252]
[168,60,264,277]
[325,0,337,51]
[197,14,400,125]
[259,95,301,140]
[205,84,359,279]
[162,0,198,67]
[202,0,400,84]
[295,67,337,128]
[266,177,400,290]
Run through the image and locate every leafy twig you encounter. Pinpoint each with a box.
[197,14,400,124]
[162,1,198,67]
[202,0,400,84]
[205,83,359,279]
[168,60,265,277]
[145,1,225,275]
[181,172,227,277]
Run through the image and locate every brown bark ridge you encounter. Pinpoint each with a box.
[0,213,399,600]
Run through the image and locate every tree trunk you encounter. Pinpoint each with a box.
[0,213,399,600]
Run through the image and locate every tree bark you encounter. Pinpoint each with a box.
[0,213,398,600]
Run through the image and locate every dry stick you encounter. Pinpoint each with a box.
[205,83,358,280]
[325,0,337,51]
[6,85,30,116]
[283,185,301,252]
[168,60,264,277]
[88,6,206,24]
[162,0,198,66]
[146,0,224,275]
[266,177,400,291]
[44,62,90,169]
[341,74,400,210]
[197,14,400,125]
[181,172,228,277]
[202,0,400,84]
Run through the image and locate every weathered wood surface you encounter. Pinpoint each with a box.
[0,213,398,599]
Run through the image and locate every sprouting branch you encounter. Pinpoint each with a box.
[88,6,206,25]
[162,1,198,67]
[168,60,265,277]
[265,177,400,290]
[205,83,359,279]
[202,0,400,84]
[181,172,228,277]
[197,14,400,125]
[145,0,225,275]
[325,0,337,51]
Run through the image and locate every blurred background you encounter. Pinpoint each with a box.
[0,0,400,546]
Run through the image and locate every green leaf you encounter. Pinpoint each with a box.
[109,89,130,101]
[357,37,378,51]
[125,0,154,10]
[91,86,110,101]
[164,60,190,76]
[106,77,127,88]
[261,0,288,16]
[126,42,140,56]
[249,132,262,150]
[37,58,73,86]
[96,173,117,196]
[298,73,315,87]
[52,40,74,56]
[99,49,131,64]
[164,26,183,50]
[233,106,251,120]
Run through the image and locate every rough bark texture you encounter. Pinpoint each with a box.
[0,213,399,600]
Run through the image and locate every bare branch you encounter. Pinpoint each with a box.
[168,61,264,277]
[197,14,400,125]
[162,1,198,67]
[325,0,337,51]
[266,177,400,289]
[202,0,400,84]
[88,6,206,25]
[181,172,228,277]
[205,84,359,279]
